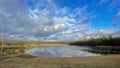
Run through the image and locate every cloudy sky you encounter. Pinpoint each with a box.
[0,0,120,42]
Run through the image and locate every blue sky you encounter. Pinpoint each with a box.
[0,0,120,42]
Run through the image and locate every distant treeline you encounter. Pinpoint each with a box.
[70,36,120,46]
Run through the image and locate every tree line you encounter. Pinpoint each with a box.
[70,36,120,46]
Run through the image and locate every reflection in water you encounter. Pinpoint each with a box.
[25,46,100,57]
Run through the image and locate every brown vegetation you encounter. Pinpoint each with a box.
[0,54,120,68]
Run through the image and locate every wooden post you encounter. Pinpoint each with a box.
[0,33,4,54]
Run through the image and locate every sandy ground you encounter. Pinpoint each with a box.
[0,54,120,68]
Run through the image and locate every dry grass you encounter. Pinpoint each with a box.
[0,54,120,68]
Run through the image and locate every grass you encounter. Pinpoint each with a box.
[5,42,68,46]
[0,42,68,54]
[0,54,120,68]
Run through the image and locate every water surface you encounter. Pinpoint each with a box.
[25,45,100,57]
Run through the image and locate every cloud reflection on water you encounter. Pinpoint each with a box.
[25,46,100,57]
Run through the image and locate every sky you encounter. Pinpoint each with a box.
[0,0,120,42]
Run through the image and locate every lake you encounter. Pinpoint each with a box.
[25,45,100,57]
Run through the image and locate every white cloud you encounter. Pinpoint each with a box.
[117,11,120,16]
[99,0,110,4]
[112,11,120,28]
[116,11,120,18]
[69,6,87,18]
[0,0,119,42]
[54,23,65,30]
[98,0,120,10]
[53,16,76,24]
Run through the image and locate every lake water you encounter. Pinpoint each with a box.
[25,45,100,57]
